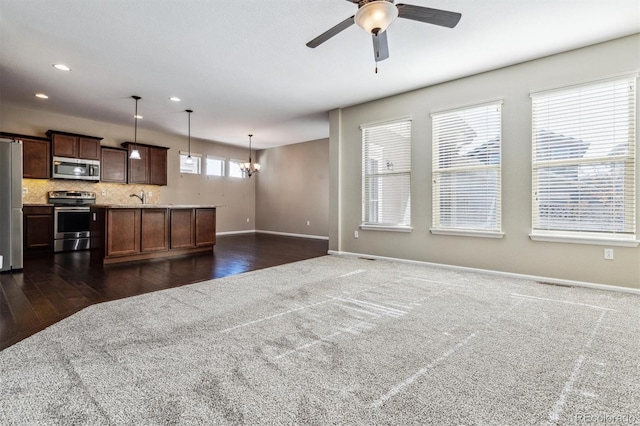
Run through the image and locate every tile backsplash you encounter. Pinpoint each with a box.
[22,179,163,205]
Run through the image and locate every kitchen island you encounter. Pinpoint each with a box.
[90,205,218,264]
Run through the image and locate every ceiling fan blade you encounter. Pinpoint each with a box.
[396,4,461,28]
[372,31,389,62]
[306,15,355,48]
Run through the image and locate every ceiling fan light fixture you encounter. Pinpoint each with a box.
[355,1,398,34]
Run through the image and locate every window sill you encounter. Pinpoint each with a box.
[430,228,505,239]
[529,232,639,247]
[360,224,413,233]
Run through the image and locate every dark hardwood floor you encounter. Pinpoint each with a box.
[0,233,328,351]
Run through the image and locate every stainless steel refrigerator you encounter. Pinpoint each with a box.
[0,138,23,272]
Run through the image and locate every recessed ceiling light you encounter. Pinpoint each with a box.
[169,97,181,102]
[53,64,71,71]
[35,93,49,99]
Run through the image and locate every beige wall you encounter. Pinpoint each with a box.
[330,34,640,289]
[255,138,329,238]
[0,104,255,233]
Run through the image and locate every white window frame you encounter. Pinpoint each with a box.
[431,101,504,238]
[530,74,638,247]
[361,117,412,232]
[206,155,226,177]
[228,159,246,179]
[179,151,201,174]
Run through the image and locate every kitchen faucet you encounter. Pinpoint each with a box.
[130,190,146,204]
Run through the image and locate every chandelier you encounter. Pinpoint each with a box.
[241,134,261,177]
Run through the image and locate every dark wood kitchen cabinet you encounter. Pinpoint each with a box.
[121,142,168,185]
[100,147,128,183]
[195,208,216,247]
[0,132,50,179]
[47,130,102,160]
[140,209,169,252]
[149,147,167,185]
[23,206,53,252]
[22,138,51,179]
[91,206,216,264]
[170,209,195,249]
[105,209,141,257]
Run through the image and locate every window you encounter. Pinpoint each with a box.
[431,101,502,236]
[531,75,636,244]
[229,159,245,178]
[180,152,201,174]
[206,155,225,177]
[361,118,412,230]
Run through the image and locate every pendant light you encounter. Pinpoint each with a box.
[240,134,261,177]
[130,95,142,160]
[184,109,194,165]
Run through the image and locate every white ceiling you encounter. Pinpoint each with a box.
[1,0,638,149]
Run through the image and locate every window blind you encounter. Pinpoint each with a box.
[362,118,412,227]
[531,76,636,235]
[206,155,225,177]
[179,151,201,174]
[431,102,502,232]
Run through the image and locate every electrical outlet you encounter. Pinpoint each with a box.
[22,187,28,194]
[246,217,250,223]
[604,248,614,260]
[148,191,153,197]
[101,190,106,196]
[306,220,310,226]
[354,230,359,239]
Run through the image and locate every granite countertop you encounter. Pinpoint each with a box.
[91,204,222,209]
[23,203,55,207]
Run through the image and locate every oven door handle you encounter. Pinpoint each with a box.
[54,207,91,212]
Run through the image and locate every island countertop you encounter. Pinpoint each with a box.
[91,204,222,209]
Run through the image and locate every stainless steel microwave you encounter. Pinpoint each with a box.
[52,156,100,181]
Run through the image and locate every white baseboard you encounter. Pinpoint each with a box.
[216,230,256,236]
[327,250,640,295]
[216,229,329,241]
[256,230,329,240]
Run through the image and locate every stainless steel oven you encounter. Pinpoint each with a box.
[48,191,96,252]
[53,207,90,252]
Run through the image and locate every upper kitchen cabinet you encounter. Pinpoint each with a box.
[121,142,169,185]
[46,130,102,160]
[101,147,128,183]
[0,132,50,179]
[149,146,167,186]
[23,137,51,179]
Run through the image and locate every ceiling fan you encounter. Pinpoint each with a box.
[306,0,461,66]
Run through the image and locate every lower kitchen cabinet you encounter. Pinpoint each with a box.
[23,206,53,252]
[195,208,216,247]
[141,209,169,252]
[91,206,216,264]
[106,209,140,256]
[170,209,195,249]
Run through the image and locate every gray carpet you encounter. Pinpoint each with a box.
[1,255,639,425]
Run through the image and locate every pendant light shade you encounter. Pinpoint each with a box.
[240,134,261,177]
[184,109,194,165]
[130,95,142,160]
